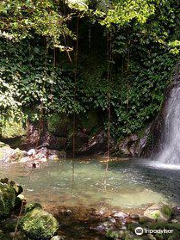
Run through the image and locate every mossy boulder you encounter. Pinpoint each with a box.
[20,208,59,240]
[144,203,173,222]
[0,182,17,218]
[1,120,26,139]
[1,178,23,196]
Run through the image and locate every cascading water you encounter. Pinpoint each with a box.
[157,86,180,164]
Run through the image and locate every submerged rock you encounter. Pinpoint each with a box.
[20,207,59,240]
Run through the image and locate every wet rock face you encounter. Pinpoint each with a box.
[78,130,112,155]
[0,109,108,156]
[140,103,169,158]
[26,122,67,151]
[117,127,151,157]
[20,208,59,240]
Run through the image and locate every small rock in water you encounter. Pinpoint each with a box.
[113,211,128,219]
[27,149,36,156]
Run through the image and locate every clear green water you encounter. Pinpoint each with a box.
[0,158,179,210]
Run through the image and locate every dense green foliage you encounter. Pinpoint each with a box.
[0,0,180,138]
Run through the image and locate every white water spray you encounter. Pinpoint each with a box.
[157,86,180,164]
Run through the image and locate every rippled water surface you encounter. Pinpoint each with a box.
[0,158,180,210]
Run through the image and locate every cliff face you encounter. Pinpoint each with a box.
[141,60,180,158]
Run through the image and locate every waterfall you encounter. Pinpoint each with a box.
[157,86,180,164]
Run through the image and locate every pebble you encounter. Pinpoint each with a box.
[113,211,128,219]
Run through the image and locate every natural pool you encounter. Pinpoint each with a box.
[1,157,180,211]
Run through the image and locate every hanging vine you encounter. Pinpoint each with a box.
[104,0,112,192]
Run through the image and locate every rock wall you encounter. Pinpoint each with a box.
[0,110,108,156]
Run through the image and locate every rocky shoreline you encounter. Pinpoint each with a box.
[0,141,66,168]
[0,178,59,240]
[1,177,180,240]
[1,141,180,240]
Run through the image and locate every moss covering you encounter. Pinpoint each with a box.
[20,208,59,240]
[106,230,120,239]
[2,119,26,139]
[144,203,173,221]
[25,202,42,213]
[79,109,101,134]
[0,182,17,217]
[162,205,174,218]
[168,230,180,240]
[48,114,69,137]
